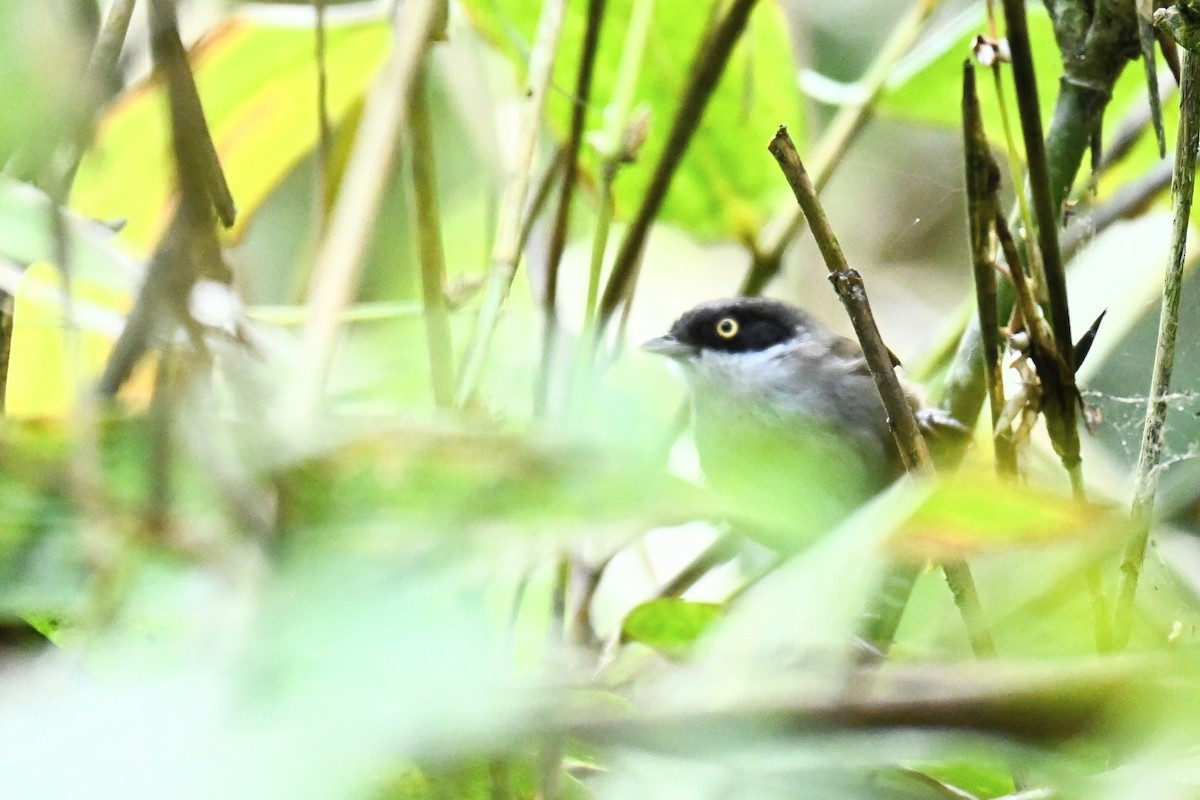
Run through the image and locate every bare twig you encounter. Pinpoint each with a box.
[768,127,996,659]
[99,0,232,396]
[656,533,741,600]
[1137,4,1168,158]
[148,0,235,228]
[455,0,568,409]
[767,127,930,474]
[1113,47,1200,651]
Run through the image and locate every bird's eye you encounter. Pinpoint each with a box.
[715,317,739,339]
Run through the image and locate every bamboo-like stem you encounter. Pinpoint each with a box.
[984,0,1040,296]
[1112,48,1200,651]
[534,0,608,417]
[1001,0,1083,495]
[293,0,440,422]
[410,71,456,408]
[596,0,759,328]
[937,1,1140,452]
[455,0,568,409]
[961,62,1016,476]
[745,0,943,293]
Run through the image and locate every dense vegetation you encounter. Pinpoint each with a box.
[1,0,1199,797]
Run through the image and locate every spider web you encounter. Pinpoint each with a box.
[1080,388,1200,472]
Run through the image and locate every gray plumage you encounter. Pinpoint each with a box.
[644,298,921,546]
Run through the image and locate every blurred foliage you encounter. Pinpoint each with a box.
[462,0,805,240]
[0,0,1197,799]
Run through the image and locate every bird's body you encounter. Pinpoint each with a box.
[644,298,924,546]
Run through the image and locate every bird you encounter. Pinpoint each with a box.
[642,297,953,548]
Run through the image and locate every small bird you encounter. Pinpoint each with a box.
[643,297,947,547]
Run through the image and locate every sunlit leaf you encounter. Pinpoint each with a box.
[71,15,393,252]
[6,261,154,419]
[621,598,722,658]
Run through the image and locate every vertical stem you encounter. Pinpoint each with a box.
[294,0,439,422]
[1001,0,1082,492]
[410,71,456,408]
[1112,48,1200,651]
[961,61,1016,476]
[769,127,996,660]
[455,0,568,409]
[569,0,653,414]
[313,0,333,235]
[535,0,608,417]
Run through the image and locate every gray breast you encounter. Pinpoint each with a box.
[682,340,898,548]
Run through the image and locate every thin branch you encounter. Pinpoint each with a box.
[596,0,760,328]
[455,0,568,409]
[1112,47,1200,651]
[1138,7,1168,158]
[767,127,930,474]
[293,0,441,422]
[99,0,231,396]
[148,0,236,228]
[410,69,456,408]
[656,534,741,600]
[961,61,1016,476]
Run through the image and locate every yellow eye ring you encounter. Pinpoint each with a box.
[715,317,739,339]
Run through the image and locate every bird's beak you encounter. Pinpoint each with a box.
[641,334,697,360]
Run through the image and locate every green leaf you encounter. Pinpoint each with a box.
[621,598,723,658]
[878,3,1148,182]
[879,6,1060,135]
[461,0,804,240]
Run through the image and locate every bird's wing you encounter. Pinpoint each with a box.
[829,334,902,373]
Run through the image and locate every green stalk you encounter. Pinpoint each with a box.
[1112,48,1200,651]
